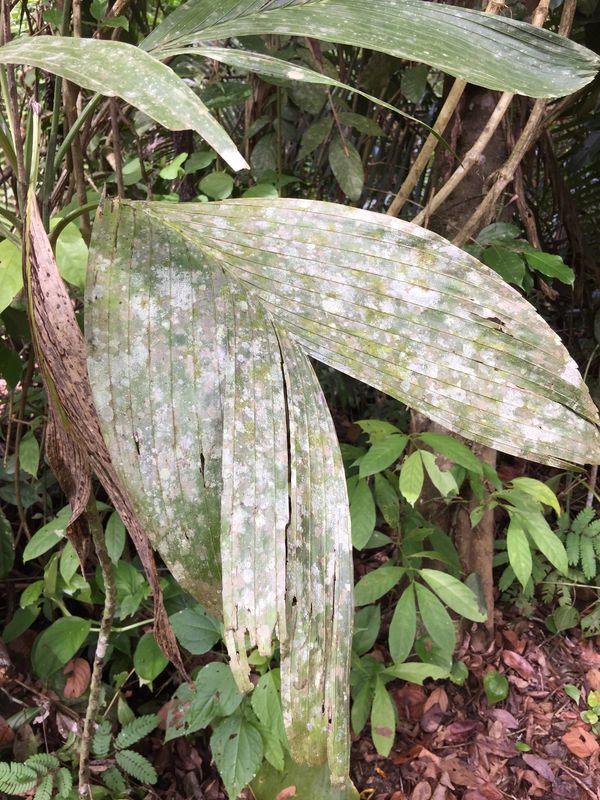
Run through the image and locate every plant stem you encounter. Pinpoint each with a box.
[48,201,99,247]
[78,498,116,800]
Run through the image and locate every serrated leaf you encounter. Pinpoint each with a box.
[115,749,157,784]
[101,766,127,794]
[371,678,395,756]
[506,517,532,589]
[56,768,72,799]
[399,451,424,507]
[210,714,263,799]
[33,775,53,800]
[0,37,247,171]
[25,754,59,774]
[581,536,597,580]
[388,583,416,665]
[115,714,159,749]
[0,763,38,794]
[143,0,600,98]
[419,568,487,622]
[92,720,112,757]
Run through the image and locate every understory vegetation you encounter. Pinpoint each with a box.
[1,0,600,798]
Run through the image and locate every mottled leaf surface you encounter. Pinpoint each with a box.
[0,37,246,171]
[146,198,600,467]
[143,0,600,98]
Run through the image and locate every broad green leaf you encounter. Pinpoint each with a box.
[143,0,600,99]
[388,583,416,665]
[0,345,22,389]
[133,632,169,683]
[399,451,424,507]
[0,37,247,171]
[420,450,459,497]
[22,511,70,561]
[351,680,374,735]
[482,246,526,288]
[105,511,126,565]
[354,565,404,606]
[371,678,395,756]
[51,219,88,291]
[373,473,400,529]
[31,616,91,679]
[251,671,287,770]
[199,171,234,200]
[19,431,40,478]
[506,517,533,588]
[510,476,561,515]
[0,239,22,313]
[169,604,222,654]
[518,511,569,574]
[59,541,80,583]
[2,605,40,643]
[328,137,364,201]
[356,420,401,440]
[419,568,487,622]
[401,63,429,104]
[353,605,381,656]
[384,661,450,683]
[349,478,376,549]
[358,434,408,478]
[159,152,188,180]
[142,198,600,467]
[338,111,384,136]
[415,582,456,656]
[524,251,574,285]
[211,713,264,800]
[417,432,483,474]
[483,670,509,705]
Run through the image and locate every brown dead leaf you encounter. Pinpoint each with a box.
[521,754,554,782]
[424,687,448,714]
[442,719,481,744]
[502,650,535,680]
[25,193,185,678]
[561,725,600,758]
[63,658,91,698]
[275,788,297,800]
[586,668,600,691]
[439,758,479,789]
[392,744,426,765]
[394,684,426,721]
[410,781,432,800]
[489,709,519,729]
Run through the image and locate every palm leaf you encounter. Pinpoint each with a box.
[0,37,247,171]
[143,0,600,98]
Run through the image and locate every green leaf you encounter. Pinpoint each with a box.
[482,246,526,287]
[2,605,40,642]
[509,477,561,515]
[52,219,89,291]
[300,116,333,159]
[251,671,287,770]
[159,151,188,180]
[419,568,487,622]
[92,720,113,757]
[31,616,91,679]
[374,473,400,529]
[105,511,126,565]
[243,183,278,198]
[169,604,222,654]
[115,749,158,784]
[328,137,364,201]
[388,583,416,665]
[401,63,428,104]
[184,150,216,173]
[56,768,72,799]
[371,678,395,756]
[518,511,569,574]
[0,510,15,578]
[133,632,169,683]
[420,450,459,497]
[358,434,408,478]
[349,478,376,549]
[59,541,80,583]
[354,565,404,606]
[356,419,402,440]
[210,713,264,799]
[384,661,450,684]
[399,451,424,507]
[115,714,159,749]
[506,517,532,589]
[524,250,574,285]
[552,605,580,631]
[353,605,381,656]
[0,344,22,388]
[22,512,69,561]
[0,239,23,313]
[417,432,483,474]
[199,171,234,200]
[33,775,53,800]
[563,684,581,704]
[20,579,44,608]
[0,37,247,171]
[19,431,40,478]
[415,582,456,656]
[338,111,384,136]
[168,662,243,740]
[351,680,374,735]
[483,670,509,705]
[101,767,127,795]
[143,0,600,98]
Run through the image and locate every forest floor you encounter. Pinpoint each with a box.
[2,610,600,800]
